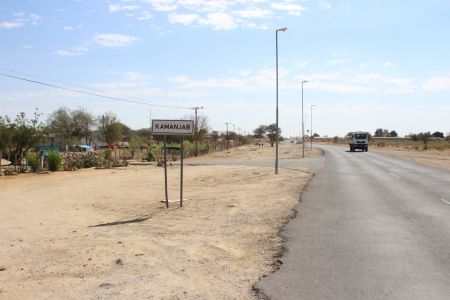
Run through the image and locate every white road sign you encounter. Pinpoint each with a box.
[152,119,194,135]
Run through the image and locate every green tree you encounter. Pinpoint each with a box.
[418,132,432,150]
[0,110,44,164]
[432,131,445,138]
[265,124,281,147]
[129,134,144,157]
[253,124,281,147]
[72,108,95,145]
[97,112,123,147]
[253,125,267,139]
[389,130,398,137]
[47,108,74,146]
[374,128,384,137]
[47,107,95,146]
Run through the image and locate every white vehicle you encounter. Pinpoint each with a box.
[349,131,369,152]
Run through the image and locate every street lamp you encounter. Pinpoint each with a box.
[225,122,231,150]
[191,106,204,157]
[310,105,316,150]
[275,27,287,175]
[301,80,307,158]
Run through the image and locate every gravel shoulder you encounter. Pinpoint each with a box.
[0,144,319,299]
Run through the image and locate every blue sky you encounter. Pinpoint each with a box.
[1,0,449,137]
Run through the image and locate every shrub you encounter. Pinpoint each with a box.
[48,151,62,171]
[146,151,154,162]
[104,149,112,160]
[83,153,97,168]
[27,152,39,172]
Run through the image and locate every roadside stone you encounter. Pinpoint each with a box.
[99,282,113,289]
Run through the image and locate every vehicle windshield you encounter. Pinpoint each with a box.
[354,134,367,139]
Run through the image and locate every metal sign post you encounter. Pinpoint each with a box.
[180,136,184,207]
[152,120,194,208]
[164,135,169,208]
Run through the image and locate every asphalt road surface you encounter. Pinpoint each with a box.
[256,145,450,300]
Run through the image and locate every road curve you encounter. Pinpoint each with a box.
[256,145,450,300]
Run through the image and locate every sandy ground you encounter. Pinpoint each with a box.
[371,146,450,171]
[0,144,320,299]
[315,142,450,171]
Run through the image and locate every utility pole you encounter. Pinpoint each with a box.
[191,106,204,157]
[275,27,288,175]
[238,128,241,146]
[225,122,230,150]
[301,80,308,158]
[311,105,316,150]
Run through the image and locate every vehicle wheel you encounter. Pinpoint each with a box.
[366,147,369,152]
[350,147,353,152]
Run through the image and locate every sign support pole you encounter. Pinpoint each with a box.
[152,120,194,209]
[180,137,184,207]
[164,135,169,208]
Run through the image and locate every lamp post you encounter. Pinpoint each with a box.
[275,27,287,175]
[191,106,204,157]
[301,80,307,158]
[225,122,230,150]
[310,105,316,150]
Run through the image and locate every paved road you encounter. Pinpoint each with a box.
[256,145,450,300]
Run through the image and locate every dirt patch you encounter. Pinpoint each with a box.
[0,144,317,299]
[372,147,450,171]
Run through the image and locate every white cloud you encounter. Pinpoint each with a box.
[145,0,178,11]
[293,72,415,94]
[319,0,332,9]
[91,71,161,98]
[0,22,23,29]
[238,69,252,77]
[296,60,310,68]
[383,61,394,68]
[13,13,41,25]
[326,58,350,66]
[23,45,33,49]
[123,71,149,82]
[359,62,369,68]
[55,49,84,56]
[94,33,139,47]
[423,76,450,92]
[199,12,236,30]
[178,0,231,12]
[234,7,272,18]
[63,26,74,31]
[170,68,283,91]
[138,11,153,20]
[115,0,305,30]
[1,12,41,29]
[270,2,305,16]
[109,4,139,12]
[168,13,199,25]
[169,75,189,83]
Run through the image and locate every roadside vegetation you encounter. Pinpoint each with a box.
[320,128,450,151]
[0,108,281,176]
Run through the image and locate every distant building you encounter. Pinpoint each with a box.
[75,145,93,152]
[35,145,60,155]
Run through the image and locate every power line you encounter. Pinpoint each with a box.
[0,72,191,110]
[0,67,105,94]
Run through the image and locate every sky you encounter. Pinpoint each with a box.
[1,0,450,137]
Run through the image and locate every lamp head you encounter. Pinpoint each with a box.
[277,27,288,32]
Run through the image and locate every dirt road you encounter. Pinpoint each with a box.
[0,144,319,299]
